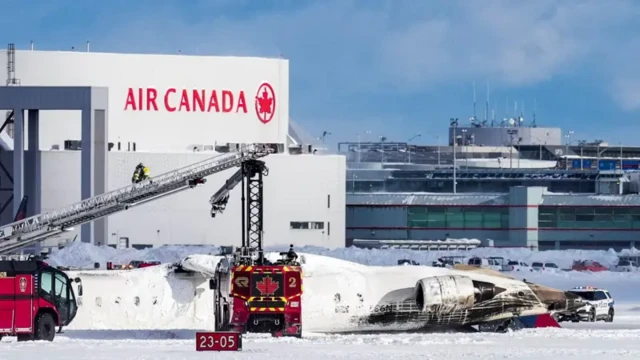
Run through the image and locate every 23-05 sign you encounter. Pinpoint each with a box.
[196,332,242,351]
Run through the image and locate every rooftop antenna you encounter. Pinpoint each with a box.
[485,82,490,125]
[473,81,477,122]
[505,96,509,120]
[513,101,518,127]
[491,100,497,127]
[532,98,537,127]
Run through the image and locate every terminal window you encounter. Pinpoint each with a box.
[290,221,325,230]
[539,206,640,229]
[407,206,509,229]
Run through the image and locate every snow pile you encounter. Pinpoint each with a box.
[507,270,640,303]
[49,241,628,270]
[47,241,219,268]
[265,245,623,270]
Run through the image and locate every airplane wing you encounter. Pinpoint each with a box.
[452,264,516,280]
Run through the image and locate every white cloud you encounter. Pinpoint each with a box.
[609,37,640,111]
[375,0,638,89]
[93,0,640,110]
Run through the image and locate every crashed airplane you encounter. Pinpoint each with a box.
[349,264,584,333]
[179,253,584,333]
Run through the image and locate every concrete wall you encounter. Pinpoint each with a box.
[449,127,562,147]
[509,186,545,249]
[1,50,289,151]
[26,150,346,249]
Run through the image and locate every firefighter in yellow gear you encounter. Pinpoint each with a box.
[131,163,151,184]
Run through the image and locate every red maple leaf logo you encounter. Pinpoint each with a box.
[254,83,276,124]
[256,276,279,296]
[257,90,272,114]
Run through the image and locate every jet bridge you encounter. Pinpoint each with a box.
[0,143,275,254]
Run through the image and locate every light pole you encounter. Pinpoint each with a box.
[450,118,459,193]
[595,140,606,170]
[619,142,623,170]
[407,134,421,163]
[356,130,371,163]
[577,140,587,170]
[507,129,518,170]
[461,129,468,167]
[564,130,574,169]
[379,135,387,163]
[321,131,331,143]
[436,135,441,165]
[517,138,522,168]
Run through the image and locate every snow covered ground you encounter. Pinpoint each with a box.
[3,326,640,359]
[10,242,640,359]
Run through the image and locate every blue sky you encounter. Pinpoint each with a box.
[3,0,640,149]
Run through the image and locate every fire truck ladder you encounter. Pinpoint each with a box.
[0,144,274,254]
[209,159,268,265]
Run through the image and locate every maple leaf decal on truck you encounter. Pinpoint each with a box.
[256,276,280,296]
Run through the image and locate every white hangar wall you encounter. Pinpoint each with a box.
[39,151,346,249]
[4,50,289,151]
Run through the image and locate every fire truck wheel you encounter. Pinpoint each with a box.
[34,312,56,341]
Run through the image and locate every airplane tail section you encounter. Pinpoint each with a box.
[13,195,27,222]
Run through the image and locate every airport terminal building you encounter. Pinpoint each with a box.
[342,122,640,251]
[347,188,640,251]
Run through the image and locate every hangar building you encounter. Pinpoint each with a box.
[0,44,346,250]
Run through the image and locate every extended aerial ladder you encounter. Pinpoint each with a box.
[0,143,275,254]
[209,159,269,265]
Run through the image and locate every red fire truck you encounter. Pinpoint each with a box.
[206,159,303,338]
[211,248,303,337]
[0,255,82,341]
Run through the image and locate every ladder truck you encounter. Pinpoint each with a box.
[207,159,303,338]
[0,143,275,255]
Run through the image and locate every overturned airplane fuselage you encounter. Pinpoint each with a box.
[338,265,583,333]
[182,253,584,333]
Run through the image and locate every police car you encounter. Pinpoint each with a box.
[555,286,615,323]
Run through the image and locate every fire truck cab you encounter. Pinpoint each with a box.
[211,246,303,338]
[0,255,82,341]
